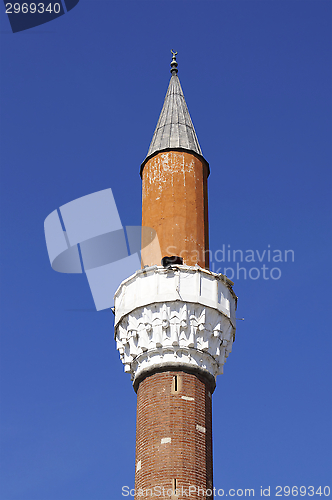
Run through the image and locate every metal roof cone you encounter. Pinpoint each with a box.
[141,51,205,174]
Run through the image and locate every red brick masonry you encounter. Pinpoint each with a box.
[135,370,214,499]
[142,151,209,269]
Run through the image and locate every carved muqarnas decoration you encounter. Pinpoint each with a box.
[116,301,234,380]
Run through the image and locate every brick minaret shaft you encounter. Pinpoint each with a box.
[114,52,237,500]
[135,371,214,499]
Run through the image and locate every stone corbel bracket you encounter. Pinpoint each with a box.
[114,265,237,388]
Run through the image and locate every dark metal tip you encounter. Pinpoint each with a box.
[170,49,178,74]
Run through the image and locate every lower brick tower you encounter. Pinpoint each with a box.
[114,52,237,499]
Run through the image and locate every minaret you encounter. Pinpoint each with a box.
[140,50,210,269]
[114,52,237,500]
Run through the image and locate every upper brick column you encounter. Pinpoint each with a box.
[142,151,209,268]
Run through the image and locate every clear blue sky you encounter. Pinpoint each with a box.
[0,1,331,499]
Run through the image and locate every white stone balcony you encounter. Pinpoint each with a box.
[114,265,237,386]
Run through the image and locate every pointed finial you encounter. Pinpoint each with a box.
[170,50,178,75]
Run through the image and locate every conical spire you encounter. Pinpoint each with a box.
[141,51,207,175]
